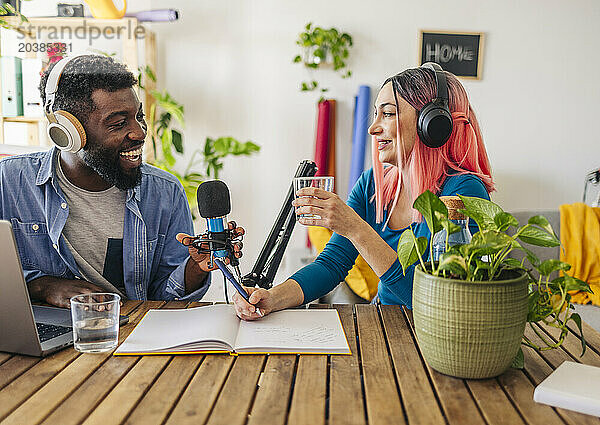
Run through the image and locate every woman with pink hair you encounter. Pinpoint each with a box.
[234,65,495,320]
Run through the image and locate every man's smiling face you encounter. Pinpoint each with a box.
[79,88,147,190]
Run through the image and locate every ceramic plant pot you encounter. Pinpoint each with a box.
[412,266,528,379]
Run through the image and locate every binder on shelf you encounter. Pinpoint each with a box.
[22,58,43,117]
[1,56,24,117]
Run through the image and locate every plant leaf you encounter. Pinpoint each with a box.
[397,228,427,275]
[511,347,524,369]
[458,195,504,231]
[413,190,447,236]
[435,211,461,236]
[537,259,571,276]
[494,211,519,232]
[438,253,467,277]
[470,230,512,256]
[171,130,183,154]
[518,225,560,247]
[550,275,592,293]
[567,313,587,356]
[528,215,556,235]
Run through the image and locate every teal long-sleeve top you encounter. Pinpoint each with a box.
[289,168,490,308]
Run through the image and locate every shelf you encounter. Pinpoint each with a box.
[2,116,44,123]
[3,16,140,31]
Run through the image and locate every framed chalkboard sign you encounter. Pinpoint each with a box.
[419,31,484,79]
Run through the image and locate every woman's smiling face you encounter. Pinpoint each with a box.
[368,82,418,166]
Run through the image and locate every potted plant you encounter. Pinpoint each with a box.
[397,191,591,379]
[292,22,353,97]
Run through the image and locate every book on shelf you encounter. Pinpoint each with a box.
[114,304,351,356]
[533,361,600,417]
[1,56,23,117]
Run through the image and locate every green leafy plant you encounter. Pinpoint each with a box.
[293,22,353,96]
[0,1,28,31]
[138,66,260,214]
[398,190,592,363]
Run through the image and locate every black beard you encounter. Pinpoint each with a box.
[80,141,142,190]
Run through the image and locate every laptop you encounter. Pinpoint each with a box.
[0,220,128,357]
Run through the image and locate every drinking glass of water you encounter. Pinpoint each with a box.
[293,176,334,221]
[70,293,120,353]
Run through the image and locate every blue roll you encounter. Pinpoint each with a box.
[348,85,371,195]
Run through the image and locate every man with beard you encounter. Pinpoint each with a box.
[0,55,241,308]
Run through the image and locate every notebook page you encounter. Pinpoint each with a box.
[115,304,240,354]
[234,309,350,354]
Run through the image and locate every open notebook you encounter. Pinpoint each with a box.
[114,304,351,355]
[533,361,600,417]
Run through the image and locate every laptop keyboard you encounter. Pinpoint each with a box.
[36,323,72,343]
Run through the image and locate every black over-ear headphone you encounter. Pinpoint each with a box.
[416,62,453,148]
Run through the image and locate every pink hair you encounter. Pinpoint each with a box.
[372,69,495,225]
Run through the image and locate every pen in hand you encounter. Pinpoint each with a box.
[214,259,263,317]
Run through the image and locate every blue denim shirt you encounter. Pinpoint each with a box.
[0,148,210,301]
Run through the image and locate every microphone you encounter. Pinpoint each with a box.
[196,180,231,259]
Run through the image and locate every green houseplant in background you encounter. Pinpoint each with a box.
[293,22,353,96]
[397,191,591,379]
[138,66,260,215]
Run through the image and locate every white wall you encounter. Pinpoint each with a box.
[17,0,600,286]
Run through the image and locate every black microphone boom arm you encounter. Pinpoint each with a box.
[241,160,318,289]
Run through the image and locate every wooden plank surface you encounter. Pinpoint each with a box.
[288,354,327,425]
[0,355,39,390]
[380,305,445,425]
[203,355,263,425]
[355,304,404,425]
[0,353,12,366]
[125,355,203,425]
[0,301,141,422]
[497,367,566,425]
[329,304,366,425]
[246,355,297,425]
[466,378,526,425]
[2,301,150,425]
[402,307,485,425]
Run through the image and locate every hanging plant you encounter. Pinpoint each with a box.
[293,22,353,95]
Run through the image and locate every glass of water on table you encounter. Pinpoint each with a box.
[70,293,120,353]
[293,176,334,220]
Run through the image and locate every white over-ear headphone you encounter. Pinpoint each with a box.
[44,56,87,153]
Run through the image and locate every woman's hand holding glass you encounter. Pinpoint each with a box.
[292,187,361,238]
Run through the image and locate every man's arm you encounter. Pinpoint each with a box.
[28,275,104,308]
[184,257,209,295]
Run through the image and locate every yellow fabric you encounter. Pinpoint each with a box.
[559,203,600,305]
[307,226,379,301]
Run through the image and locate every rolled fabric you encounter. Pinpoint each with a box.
[314,100,331,177]
[125,9,180,22]
[348,85,371,194]
[326,100,336,191]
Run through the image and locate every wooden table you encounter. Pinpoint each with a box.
[1,301,600,425]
